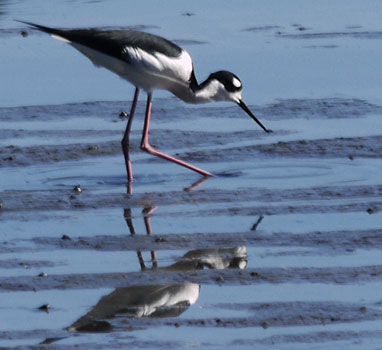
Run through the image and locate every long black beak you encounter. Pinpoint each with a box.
[237,99,269,133]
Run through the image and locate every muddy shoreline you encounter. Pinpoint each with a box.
[1,96,382,349]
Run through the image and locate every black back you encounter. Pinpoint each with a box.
[19,21,183,62]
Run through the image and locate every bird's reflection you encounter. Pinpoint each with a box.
[177,246,247,270]
[68,207,261,333]
[183,176,210,192]
[69,283,200,332]
[124,206,248,271]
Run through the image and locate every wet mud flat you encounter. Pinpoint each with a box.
[1,94,382,350]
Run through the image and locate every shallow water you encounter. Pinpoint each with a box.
[1,1,382,349]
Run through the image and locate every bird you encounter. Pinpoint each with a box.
[18,21,269,182]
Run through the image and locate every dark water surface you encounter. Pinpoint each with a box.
[1,1,382,349]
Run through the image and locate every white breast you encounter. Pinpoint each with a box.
[70,42,193,92]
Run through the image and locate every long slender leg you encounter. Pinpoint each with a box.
[140,93,213,177]
[121,87,140,182]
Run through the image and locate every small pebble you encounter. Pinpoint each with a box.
[38,304,50,313]
[87,145,99,151]
[261,321,269,329]
[174,322,180,328]
[360,306,367,313]
[367,207,378,214]
[21,30,28,37]
[73,185,82,194]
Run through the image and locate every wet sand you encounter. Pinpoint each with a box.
[1,5,382,349]
[1,95,382,349]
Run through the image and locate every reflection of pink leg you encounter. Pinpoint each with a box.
[124,208,147,270]
[124,208,135,234]
[121,87,140,182]
[143,206,158,269]
[184,176,211,192]
[137,251,146,270]
[140,93,213,177]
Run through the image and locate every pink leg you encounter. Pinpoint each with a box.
[121,87,140,182]
[140,93,213,177]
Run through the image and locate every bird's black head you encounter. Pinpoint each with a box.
[198,70,269,133]
[209,71,269,133]
[208,70,243,93]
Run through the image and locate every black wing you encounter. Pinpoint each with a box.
[17,20,183,62]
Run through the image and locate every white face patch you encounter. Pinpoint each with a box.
[195,79,243,103]
[229,90,242,103]
[232,77,242,89]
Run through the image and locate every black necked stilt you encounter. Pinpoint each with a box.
[18,21,269,181]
